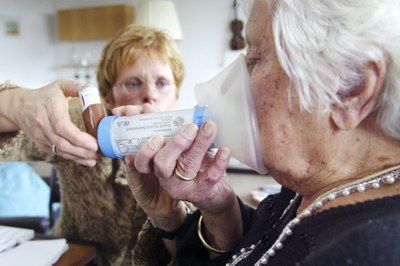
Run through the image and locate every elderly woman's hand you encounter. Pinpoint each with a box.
[5,79,99,166]
[121,105,242,253]
[114,104,187,232]
[122,108,236,217]
[154,120,235,215]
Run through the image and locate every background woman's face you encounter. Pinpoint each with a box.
[108,50,178,111]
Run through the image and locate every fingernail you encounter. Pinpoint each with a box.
[88,140,98,152]
[128,105,143,112]
[219,147,230,160]
[85,160,96,167]
[149,134,163,149]
[201,121,214,136]
[182,124,198,139]
[123,157,134,172]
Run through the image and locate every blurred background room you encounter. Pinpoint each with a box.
[0,0,278,235]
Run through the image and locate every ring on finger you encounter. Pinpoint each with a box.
[51,144,58,155]
[175,168,196,181]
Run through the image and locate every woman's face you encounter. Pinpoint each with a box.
[246,1,331,184]
[106,49,178,111]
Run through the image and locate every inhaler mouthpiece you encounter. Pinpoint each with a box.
[194,54,268,175]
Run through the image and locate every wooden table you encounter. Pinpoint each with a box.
[34,235,100,266]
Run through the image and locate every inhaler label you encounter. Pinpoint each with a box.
[112,110,194,155]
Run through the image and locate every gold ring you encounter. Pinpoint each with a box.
[51,144,58,155]
[175,168,196,181]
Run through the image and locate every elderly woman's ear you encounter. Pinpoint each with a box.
[330,48,388,130]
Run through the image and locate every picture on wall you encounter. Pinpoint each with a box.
[3,16,20,36]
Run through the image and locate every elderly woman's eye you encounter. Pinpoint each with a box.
[247,56,261,66]
[246,56,261,73]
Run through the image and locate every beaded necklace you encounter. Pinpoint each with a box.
[227,165,400,266]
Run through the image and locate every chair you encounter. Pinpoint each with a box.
[49,168,61,228]
[0,216,50,233]
[0,163,61,234]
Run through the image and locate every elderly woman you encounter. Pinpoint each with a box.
[0,24,184,265]
[123,0,400,265]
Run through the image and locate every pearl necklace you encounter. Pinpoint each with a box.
[227,165,400,266]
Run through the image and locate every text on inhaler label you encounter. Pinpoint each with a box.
[112,110,194,155]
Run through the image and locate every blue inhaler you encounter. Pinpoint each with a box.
[97,106,208,159]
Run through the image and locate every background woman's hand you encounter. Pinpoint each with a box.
[4,79,99,166]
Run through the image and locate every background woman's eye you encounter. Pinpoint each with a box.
[124,79,142,90]
[156,78,170,89]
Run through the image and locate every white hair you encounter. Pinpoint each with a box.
[240,0,400,139]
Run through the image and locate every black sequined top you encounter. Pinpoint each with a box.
[176,187,400,266]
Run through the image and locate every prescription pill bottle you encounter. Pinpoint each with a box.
[79,85,107,138]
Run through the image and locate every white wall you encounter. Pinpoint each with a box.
[1,0,246,109]
[0,0,57,87]
[174,0,246,109]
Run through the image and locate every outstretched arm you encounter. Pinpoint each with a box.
[0,79,99,166]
